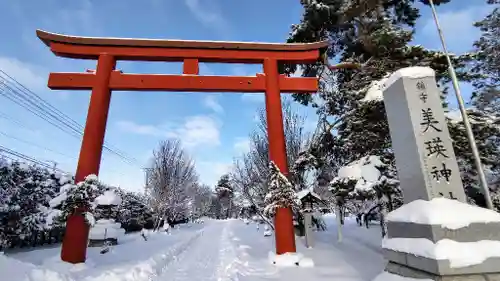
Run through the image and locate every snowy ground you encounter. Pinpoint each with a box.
[3,215,387,281]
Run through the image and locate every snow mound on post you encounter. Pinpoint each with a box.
[382,238,500,268]
[268,252,314,268]
[382,66,435,91]
[386,198,500,229]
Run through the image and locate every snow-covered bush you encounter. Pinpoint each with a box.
[0,157,155,249]
[263,161,299,218]
[50,174,102,226]
[0,159,71,249]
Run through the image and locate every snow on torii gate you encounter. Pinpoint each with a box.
[36,29,328,264]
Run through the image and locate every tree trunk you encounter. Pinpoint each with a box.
[378,196,388,238]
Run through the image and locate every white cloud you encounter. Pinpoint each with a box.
[233,137,250,153]
[421,4,492,52]
[116,115,221,148]
[203,95,224,114]
[174,116,221,147]
[183,0,230,37]
[0,57,47,92]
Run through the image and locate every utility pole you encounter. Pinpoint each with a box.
[428,0,493,210]
[142,168,153,189]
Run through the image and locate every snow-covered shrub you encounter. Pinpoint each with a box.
[263,161,299,218]
[49,174,101,226]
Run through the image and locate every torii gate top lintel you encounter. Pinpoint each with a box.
[36,29,329,63]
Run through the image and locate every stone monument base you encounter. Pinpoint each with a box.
[383,261,500,281]
[371,198,500,281]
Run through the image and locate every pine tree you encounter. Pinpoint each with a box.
[0,160,19,248]
[285,0,491,208]
[215,174,234,218]
[53,174,102,225]
[116,189,152,231]
[263,162,299,218]
[471,0,500,116]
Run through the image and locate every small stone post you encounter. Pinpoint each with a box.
[373,66,500,281]
[303,201,314,248]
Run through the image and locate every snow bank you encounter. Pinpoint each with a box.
[382,66,436,91]
[372,271,433,281]
[386,198,500,229]
[0,253,73,281]
[268,252,314,268]
[383,238,500,268]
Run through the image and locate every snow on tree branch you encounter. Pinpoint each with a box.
[263,162,300,218]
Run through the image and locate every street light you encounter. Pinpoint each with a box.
[427,0,493,210]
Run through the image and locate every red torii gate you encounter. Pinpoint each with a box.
[36,30,328,264]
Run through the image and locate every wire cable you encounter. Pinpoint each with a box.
[0,70,141,166]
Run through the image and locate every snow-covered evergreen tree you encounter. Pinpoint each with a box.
[50,174,102,226]
[471,0,500,116]
[215,174,234,218]
[285,0,499,210]
[263,162,299,218]
[116,189,152,231]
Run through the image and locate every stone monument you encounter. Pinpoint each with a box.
[373,66,500,281]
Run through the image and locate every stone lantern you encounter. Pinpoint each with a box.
[296,189,324,248]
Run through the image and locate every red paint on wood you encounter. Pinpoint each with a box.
[60,55,115,264]
[183,59,199,75]
[48,72,318,93]
[263,59,296,254]
[50,42,321,63]
[60,209,89,263]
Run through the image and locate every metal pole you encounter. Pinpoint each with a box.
[428,0,493,210]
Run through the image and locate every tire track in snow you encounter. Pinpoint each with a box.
[143,228,205,281]
[215,220,239,281]
[157,220,236,281]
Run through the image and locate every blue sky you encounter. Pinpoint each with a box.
[0,0,493,192]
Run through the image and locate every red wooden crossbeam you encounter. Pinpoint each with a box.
[38,30,328,64]
[48,72,318,93]
[50,43,321,63]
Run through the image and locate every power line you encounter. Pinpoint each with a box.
[0,69,142,167]
[0,74,135,162]
[0,129,133,180]
[0,144,70,174]
[0,130,77,160]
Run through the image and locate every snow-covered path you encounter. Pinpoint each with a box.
[212,215,385,281]
[3,216,386,281]
[156,220,237,281]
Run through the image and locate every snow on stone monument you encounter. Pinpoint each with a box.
[382,66,465,203]
[372,66,500,281]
